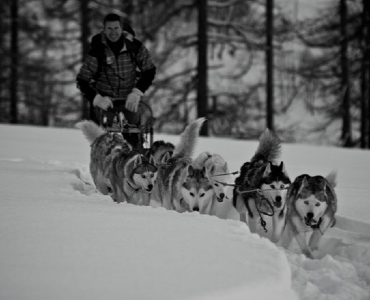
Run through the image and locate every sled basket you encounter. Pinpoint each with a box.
[98,99,155,152]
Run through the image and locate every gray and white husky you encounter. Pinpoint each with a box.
[192,152,232,215]
[233,129,291,243]
[181,165,214,213]
[76,120,157,205]
[281,172,337,259]
[154,118,206,212]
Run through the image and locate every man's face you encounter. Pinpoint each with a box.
[104,21,123,42]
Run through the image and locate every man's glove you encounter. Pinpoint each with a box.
[93,94,113,110]
[125,88,143,113]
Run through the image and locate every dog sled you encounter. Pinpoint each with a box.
[96,98,155,152]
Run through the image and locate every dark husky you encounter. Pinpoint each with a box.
[281,172,337,259]
[76,120,157,205]
[233,129,291,242]
[145,140,175,165]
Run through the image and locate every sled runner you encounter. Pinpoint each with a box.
[96,98,155,152]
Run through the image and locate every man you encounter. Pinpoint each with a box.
[76,13,156,146]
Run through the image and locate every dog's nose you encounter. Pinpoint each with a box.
[193,207,199,212]
[275,195,282,202]
[147,184,153,191]
[307,212,314,220]
[219,193,225,199]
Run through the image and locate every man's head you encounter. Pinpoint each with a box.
[103,14,123,42]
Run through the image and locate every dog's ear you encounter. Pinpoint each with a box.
[279,161,291,182]
[161,151,171,164]
[187,165,195,177]
[279,161,287,174]
[201,166,208,177]
[263,162,272,178]
[209,164,216,176]
[322,179,327,197]
[133,155,143,168]
[297,176,309,196]
[149,155,156,167]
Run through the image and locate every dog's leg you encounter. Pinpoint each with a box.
[94,170,109,195]
[308,214,332,252]
[234,194,248,224]
[270,206,287,243]
[294,232,314,259]
[114,185,126,203]
[280,224,293,249]
[240,213,247,224]
[308,230,323,253]
[246,198,259,233]
[141,192,151,206]
[289,217,313,258]
[247,215,260,233]
[162,195,174,210]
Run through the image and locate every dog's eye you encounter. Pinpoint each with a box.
[150,174,154,178]
[200,193,205,197]
[270,184,275,189]
[304,200,309,205]
[214,183,219,187]
[280,184,284,189]
[141,174,146,178]
[315,203,321,207]
[190,193,195,197]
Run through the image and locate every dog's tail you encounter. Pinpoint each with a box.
[326,170,337,188]
[75,120,106,145]
[173,118,206,159]
[251,128,281,163]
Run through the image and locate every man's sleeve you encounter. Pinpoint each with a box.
[135,45,156,94]
[76,55,100,103]
[76,34,103,102]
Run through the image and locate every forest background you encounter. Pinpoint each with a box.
[1,0,370,147]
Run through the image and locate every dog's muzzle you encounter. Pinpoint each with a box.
[216,193,225,203]
[304,212,318,227]
[273,195,283,208]
[145,184,153,193]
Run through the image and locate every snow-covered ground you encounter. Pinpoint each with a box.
[0,124,369,300]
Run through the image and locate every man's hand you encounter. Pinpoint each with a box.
[93,94,113,110]
[125,88,143,112]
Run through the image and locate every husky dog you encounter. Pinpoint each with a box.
[76,120,157,205]
[281,172,337,259]
[155,118,206,212]
[181,165,214,213]
[233,129,291,243]
[146,140,175,165]
[193,152,231,202]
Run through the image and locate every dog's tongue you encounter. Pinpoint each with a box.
[305,218,316,227]
[274,201,282,208]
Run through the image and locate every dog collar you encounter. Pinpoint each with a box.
[126,179,141,192]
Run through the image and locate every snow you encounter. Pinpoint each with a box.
[0,124,369,300]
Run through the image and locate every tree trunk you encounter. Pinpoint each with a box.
[197,0,208,136]
[365,0,370,149]
[10,0,19,124]
[340,0,352,147]
[0,1,5,121]
[80,0,91,120]
[361,0,370,148]
[266,0,274,131]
